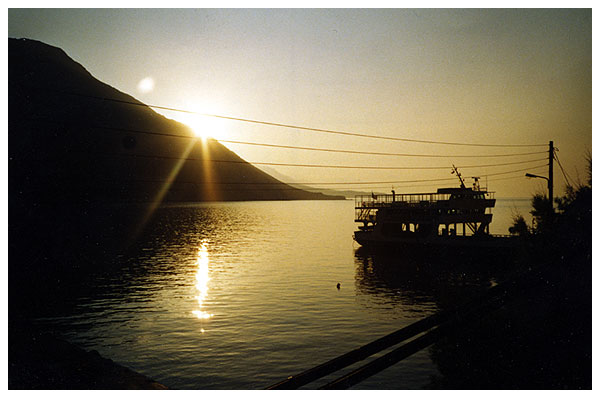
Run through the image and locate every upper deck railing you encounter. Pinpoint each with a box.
[355,193,446,208]
[354,191,495,209]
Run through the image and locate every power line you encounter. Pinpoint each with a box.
[296,164,548,187]
[96,174,533,193]
[15,116,548,184]
[201,173,532,192]
[80,150,547,170]
[21,117,547,159]
[99,164,547,188]
[248,158,547,170]
[347,169,548,191]
[35,89,548,148]
[21,117,194,140]
[218,139,548,158]
[200,113,546,148]
[554,152,574,187]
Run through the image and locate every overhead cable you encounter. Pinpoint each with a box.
[99,164,547,188]
[19,116,548,159]
[218,139,548,158]
[554,152,574,187]
[79,150,547,170]
[31,89,548,148]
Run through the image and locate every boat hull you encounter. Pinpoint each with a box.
[353,230,518,250]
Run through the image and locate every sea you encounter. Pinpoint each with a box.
[31,198,532,389]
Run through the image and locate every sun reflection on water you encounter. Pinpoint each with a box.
[192,240,214,320]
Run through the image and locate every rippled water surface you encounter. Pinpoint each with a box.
[33,199,526,389]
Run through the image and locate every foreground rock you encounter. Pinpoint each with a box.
[9,322,167,390]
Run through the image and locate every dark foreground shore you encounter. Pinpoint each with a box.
[10,261,589,390]
[426,262,591,389]
[8,320,167,390]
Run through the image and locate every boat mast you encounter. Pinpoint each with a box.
[451,164,466,188]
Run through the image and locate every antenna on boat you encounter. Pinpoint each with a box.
[472,177,480,191]
[451,165,466,188]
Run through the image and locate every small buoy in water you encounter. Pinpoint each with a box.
[336,283,341,289]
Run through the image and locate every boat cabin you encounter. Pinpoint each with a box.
[354,186,496,240]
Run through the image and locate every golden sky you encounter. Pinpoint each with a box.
[8,8,592,198]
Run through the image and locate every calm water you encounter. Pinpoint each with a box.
[33,199,529,389]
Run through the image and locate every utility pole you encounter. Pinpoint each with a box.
[525,140,555,218]
[549,140,554,211]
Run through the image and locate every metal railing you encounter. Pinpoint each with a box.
[355,192,495,210]
[355,193,452,208]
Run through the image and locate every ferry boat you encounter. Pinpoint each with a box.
[354,167,513,249]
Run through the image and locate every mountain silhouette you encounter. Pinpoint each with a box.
[8,38,343,291]
[9,38,342,204]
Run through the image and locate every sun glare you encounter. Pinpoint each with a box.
[193,240,214,320]
[184,114,227,141]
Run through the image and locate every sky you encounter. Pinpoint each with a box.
[7,7,592,198]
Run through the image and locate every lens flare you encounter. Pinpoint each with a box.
[137,76,155,93]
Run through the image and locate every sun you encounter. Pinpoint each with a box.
[168,101,229,141]
[182,113,227,141]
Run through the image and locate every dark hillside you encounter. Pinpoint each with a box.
[8,38,342,312]
[9,38,341,204]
